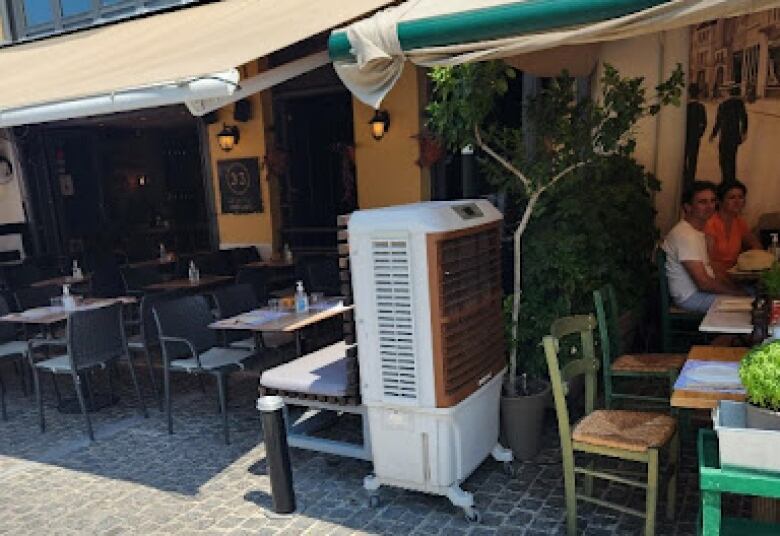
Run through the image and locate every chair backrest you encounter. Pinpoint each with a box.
[235,266,269,302]
[152,295,217,355]
[211,284,259,319]
[542,314,599,452]
[195,251,234,277]
[0,295,16,341]
[229,246,260,267]
[67,303,126,371]
[298,256,340,294]
[90,256,126,298]
[593,284,622,370]
[15,286,59,310]
[120,266,162,293]
[655,248,673,336]
[139,292,175,348]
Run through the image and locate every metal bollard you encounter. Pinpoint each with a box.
[256,396,296,514]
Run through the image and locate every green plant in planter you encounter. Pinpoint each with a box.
[760,262,780,300]
[739,340,780,411]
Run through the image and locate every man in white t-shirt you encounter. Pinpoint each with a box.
[662,181,745,312]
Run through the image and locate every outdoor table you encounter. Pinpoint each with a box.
[209,299,353,356]
[727,266,767,282]
[127,254,177,269]
[31,273,91,289]
[670,345,748,410]
[242,259,294,269]
[699,296,753,335]
[143,274,232,292]
[698,428,780,535]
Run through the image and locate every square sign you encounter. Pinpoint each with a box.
[217,158,262,214]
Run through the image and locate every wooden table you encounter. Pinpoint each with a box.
[242,259,294,269]
[670,345,749,410]
[144,274,232,292]
[727,266,767,282]
[210,300,353,355]
[31,274,91,288]
[0,297,137,326]
[127,255,177,269]
[699,296,753,335]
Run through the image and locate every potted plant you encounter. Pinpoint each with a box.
[760,262,780,325]
[739,340,780,430]
[427,62,682,460]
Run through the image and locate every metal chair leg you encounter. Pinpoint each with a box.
[73,374,94,441]
[0,373,6,421]
[51,374,62,406]
[666,430,679,521]
[216,372,229,445]
[142,348,161,410]
[125,354,148,418]
[164,363,172,435]
[32,368,44,432]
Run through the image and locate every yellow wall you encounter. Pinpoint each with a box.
[206,62,279,257]
[353,64,430,208]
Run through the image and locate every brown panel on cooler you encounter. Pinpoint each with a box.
[427,221,505,408]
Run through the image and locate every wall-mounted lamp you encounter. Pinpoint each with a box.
[369,109,390,141]
[217,123,240,152]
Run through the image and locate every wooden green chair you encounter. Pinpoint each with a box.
[594,284,685,409]
[655,249,704,353]
[543,314,679,536]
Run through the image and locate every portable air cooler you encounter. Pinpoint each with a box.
[348,200,513,521]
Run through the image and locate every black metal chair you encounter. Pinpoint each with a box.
[297,256,341,296]
[0,296,29,420]
[15,286,60,310]
[29,303,148,440]
[229,246,260,268]
[126,293,174,409]
[153,295,255,444]
[235,266,271,303]
[120,265,163,296]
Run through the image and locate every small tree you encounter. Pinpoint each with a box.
[427,62,683,394]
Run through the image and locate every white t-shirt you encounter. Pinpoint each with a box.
[662,219,715,304]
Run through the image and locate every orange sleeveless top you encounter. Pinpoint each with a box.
[703,212,749,270]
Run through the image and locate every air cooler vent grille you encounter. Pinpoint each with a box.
[372,239,417,400]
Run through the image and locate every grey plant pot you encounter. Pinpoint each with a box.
[500,379,551,462]
[746,402,780,431]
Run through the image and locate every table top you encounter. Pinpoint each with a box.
[727,266,767,281]
[31,274,91,288]
[127,254,177,268]
[670,345,749,409]
[0,296,137,325]
[242,259,294,269]
[209,301,352,333]
[699,296,754,334]
[144,274,232,291]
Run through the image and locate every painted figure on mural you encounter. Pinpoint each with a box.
[684,84,707,189]
[710,86,748,183]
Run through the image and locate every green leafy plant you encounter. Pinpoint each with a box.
[760,263,780,300]
[428,62,683,390]
[740,340,780,411]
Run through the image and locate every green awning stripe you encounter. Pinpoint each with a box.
[328,0,671,61]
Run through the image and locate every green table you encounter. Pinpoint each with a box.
[698,429,780,535]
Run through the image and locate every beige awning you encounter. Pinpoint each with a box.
[0,0,392,112]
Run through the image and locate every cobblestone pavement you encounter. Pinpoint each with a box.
[0,359,714,536]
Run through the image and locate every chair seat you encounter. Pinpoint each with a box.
[230,337,255,351]
[34,354,72,373]
[0,340,28,358]
[127,334,145,350]
[611,353,686,373]
[573,409,676,453]
[260,341,350,397]
[170,347,252,372]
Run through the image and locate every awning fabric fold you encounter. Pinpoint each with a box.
[0,0,392,123]
[330,0,780,108]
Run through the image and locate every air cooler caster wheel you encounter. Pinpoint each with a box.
[368,495,381,508]
[464,508,482,524]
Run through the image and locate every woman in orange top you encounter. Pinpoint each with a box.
[704,180,762,275]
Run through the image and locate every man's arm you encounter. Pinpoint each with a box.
[682,260,746,295]
[739,100,749,140]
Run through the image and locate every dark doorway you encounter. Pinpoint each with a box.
[276,91,355,255]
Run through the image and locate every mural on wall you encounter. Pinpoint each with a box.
[688,8,780,226]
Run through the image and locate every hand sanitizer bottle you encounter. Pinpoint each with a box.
[71,260,82,280]
[159,242,167,261]
[284,243,293,264]
[771,233,780,262]
[62,284,75,310]
[188,260,198,283]
[295,280,309,313]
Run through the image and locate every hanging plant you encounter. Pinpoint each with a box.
[413,130,445,167]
